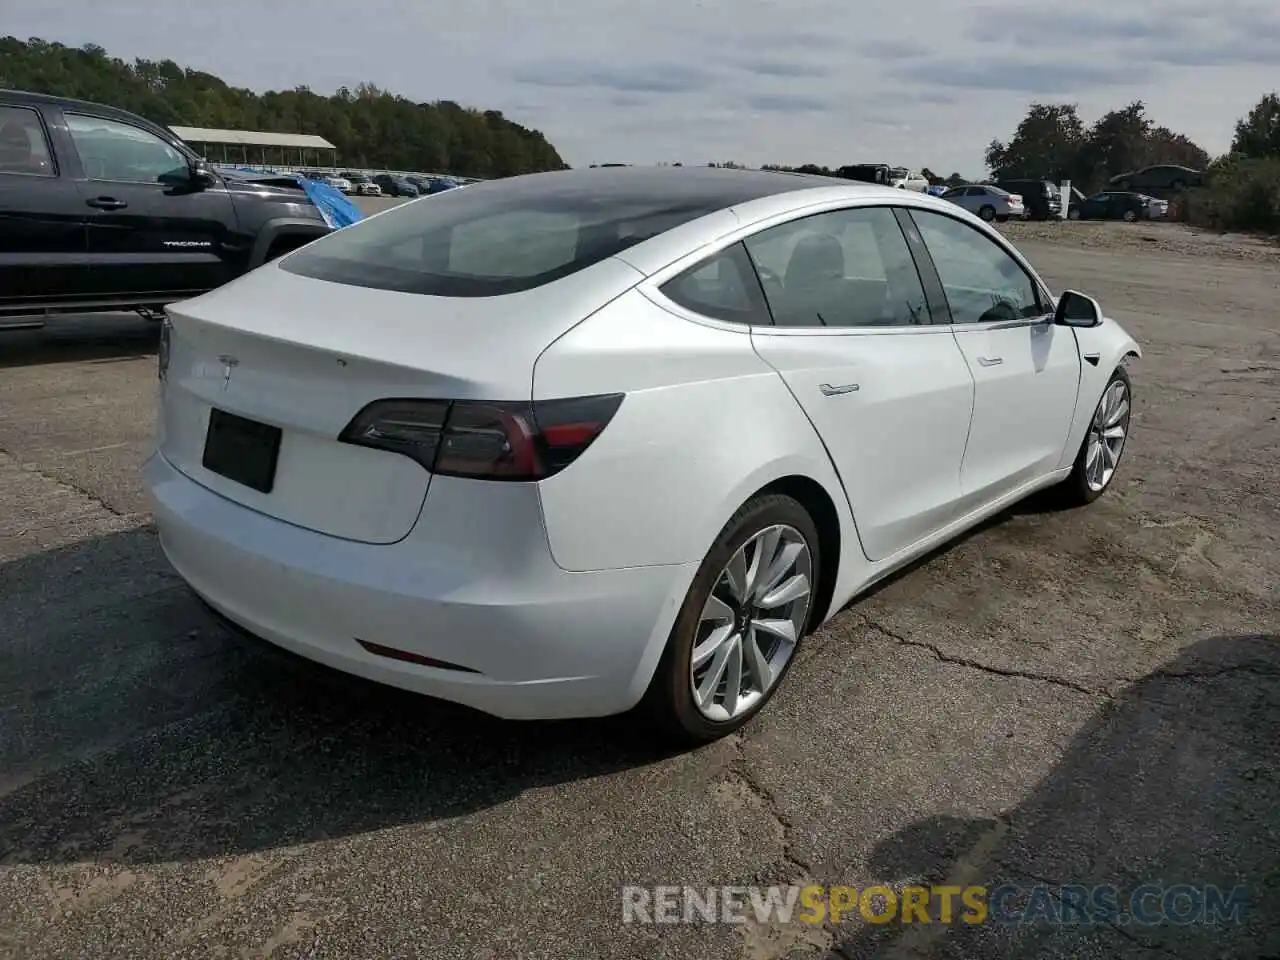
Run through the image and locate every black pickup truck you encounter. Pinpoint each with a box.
[0,89,333,326]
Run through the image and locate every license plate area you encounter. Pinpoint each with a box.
[202,408,282,494]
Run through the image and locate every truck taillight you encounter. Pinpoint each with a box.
[338,394,624,481]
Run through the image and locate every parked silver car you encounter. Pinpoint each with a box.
[941,184,1026,222]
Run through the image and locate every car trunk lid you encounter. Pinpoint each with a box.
[158,257,643,544]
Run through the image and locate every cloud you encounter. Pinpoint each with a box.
[894,59,1154,95]
[859,40,931,61]
[509,61,714,94]
[738,60,833,79]
[2,0,1273,177]
[744,92,833,113]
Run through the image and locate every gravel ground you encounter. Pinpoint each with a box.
[0,226,1277,960]
[999,218,1280,264]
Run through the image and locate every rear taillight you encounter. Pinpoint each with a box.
[339,394,623,481]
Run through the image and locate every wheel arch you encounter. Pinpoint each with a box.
[248,218,330,268]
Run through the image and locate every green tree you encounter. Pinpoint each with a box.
[0,35,564,177]
[985,103,1085,181]
[1231,92,1280,158]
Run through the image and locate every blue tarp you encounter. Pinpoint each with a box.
[222,166,364,229]
[291,176,364,229]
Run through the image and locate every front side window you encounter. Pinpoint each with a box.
[909,209,1044,324]
[659,242,768,325]
[743,206,930,328]
[0,105,55,177]
[66,114,189,183]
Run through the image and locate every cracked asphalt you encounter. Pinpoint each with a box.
[1,223,1278,959]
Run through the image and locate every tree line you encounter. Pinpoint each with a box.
[0,36,566,177]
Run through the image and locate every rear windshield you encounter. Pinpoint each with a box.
[279,169,796,297]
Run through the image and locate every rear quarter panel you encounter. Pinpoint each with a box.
[532,289,851,573]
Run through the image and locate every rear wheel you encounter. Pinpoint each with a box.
[978,205,996,222]
[1122,209,1138,223]
[1068,208,1082,220]
[642,494,820,744]
[1054,366,1132,506]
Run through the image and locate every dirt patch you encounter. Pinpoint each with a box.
[998,219,1280,264]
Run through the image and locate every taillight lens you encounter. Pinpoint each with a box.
[339,394,623,481]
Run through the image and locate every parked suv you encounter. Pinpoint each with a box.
[996,179,1062,220]
[0,89,333,323]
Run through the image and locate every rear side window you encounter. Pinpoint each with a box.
[659,242,769,326]
[281,174,744,297]
[0,105,55,177]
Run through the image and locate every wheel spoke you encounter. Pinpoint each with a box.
[752,616,798,644]
[701,593,734,625]
[720,635,744,716]
[744,528,781,601]
[692,623,734,669]
[754,539,803,603]
[742,626,773,692]
[695,634,737,709]
[760,573,810,609]
[724,549,749,603]
[1102,440,1117,469]
[1105,395,1129,427]
[1103,425,1126,440]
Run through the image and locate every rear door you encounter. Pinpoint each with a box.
[745,203,975,562]
[907,208,1079,506]
[0,102,89,313]
[63,111,238,301]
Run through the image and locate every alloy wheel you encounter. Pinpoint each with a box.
[690,525,812,721]
[1085,378,1130,492]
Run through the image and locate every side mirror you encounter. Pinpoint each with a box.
[190,160,216,187]
[1054,290,1102,328]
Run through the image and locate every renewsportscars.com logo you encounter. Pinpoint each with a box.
[621,884,1252,927]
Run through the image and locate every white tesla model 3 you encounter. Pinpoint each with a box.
[145,167,1140,743]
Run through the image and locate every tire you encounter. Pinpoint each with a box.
[978,205,996,222]
[640,494,821,744]
[1122,209,1137,223]
[1053,366,1132,507]
[1068,208,1082,220]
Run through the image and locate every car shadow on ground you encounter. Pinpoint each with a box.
[0,528,683,867]
[829,632,1280,959]
[0,313,159,369]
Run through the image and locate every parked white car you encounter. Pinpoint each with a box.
[146,168,1140,744]
[888,167,930,192]
[941,184,1027,222]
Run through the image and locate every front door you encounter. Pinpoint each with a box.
[907,208,1080,506]
[64,112,237,301]
[744,204,975,562]
[0,103,89,313]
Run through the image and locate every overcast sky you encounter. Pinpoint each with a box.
[5,0,1278,175]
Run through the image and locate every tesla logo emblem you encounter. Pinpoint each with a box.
[218,354,239,390]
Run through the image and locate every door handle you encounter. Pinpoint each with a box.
[819,383,859,396]
[85,197,127,210]
[976,356,1003,367]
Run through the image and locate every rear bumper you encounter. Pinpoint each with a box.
[144,452,696,719]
